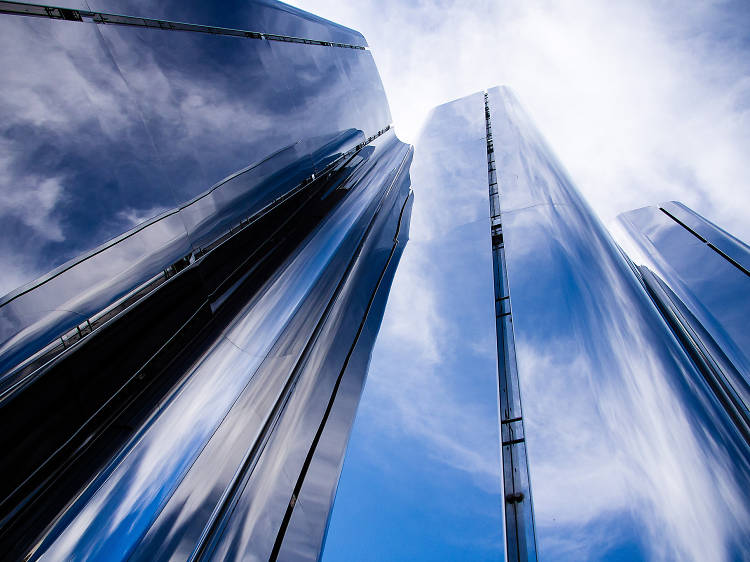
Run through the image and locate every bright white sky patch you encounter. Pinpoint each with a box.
[288,0,750,240]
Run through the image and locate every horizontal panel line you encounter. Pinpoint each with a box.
[0,125,392,311]
[0,1,368,49]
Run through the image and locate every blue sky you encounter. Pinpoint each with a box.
[283,0,750,559]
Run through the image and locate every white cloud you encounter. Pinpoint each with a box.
[0,168,66,242]
[287,0,750,241]
[115,205,171,228]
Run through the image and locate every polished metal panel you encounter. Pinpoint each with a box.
[615,203,750,401]
[27,133,412,562]
[0,3,412,561]
[661,201,750,271]
[485,92,536,561]
[85,0,367,46]
[0,0,367,47]
[0,4,387,381]
[323,92,506,560]
[489,85,750,560]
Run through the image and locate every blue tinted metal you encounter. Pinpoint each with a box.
[0,4,410,561]
[614,202,750,427]
[86,0,367,46]
[0,4,390,382]
[485,91,536,561]
[28,133,412,562]
[661,201,750,272]
[323,92,505,561]
[0,0,366,46]
[489,85,750,560]
[278,189,413,562]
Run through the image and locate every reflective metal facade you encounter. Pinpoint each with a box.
[0,2,412,560]
[343,86,747,561]
[2,2,749,558]
[487,85,750,560]
[322,92,507,560]
[614,201,750,426]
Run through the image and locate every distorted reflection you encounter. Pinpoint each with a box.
[490,86,750,560]
[0,4,413,561]
[323,92,505,561]
[0,9,383,379]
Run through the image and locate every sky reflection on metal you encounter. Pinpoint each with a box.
[1,1,750,561]
[490,86,750,560]
[324,87,750,561]
[0,2,414,560]
[323,93,504,561]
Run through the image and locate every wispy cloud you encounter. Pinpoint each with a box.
[288,0,750,241]
[287,3,750,555]
[0,169,66,242]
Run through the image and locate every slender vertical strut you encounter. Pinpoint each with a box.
[484,91,537,562]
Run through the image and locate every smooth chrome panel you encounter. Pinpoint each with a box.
[661,201,750,272]
[615,203,750,399]
[277,192,413,562]
[0,211,192,381]
[86,0,367,46]
[488,86,750,560]
[0,0,366,46]
[0,4,409,561]
[0,5,390,379]
[26,132,412,561]
[485,91,536,560]
[202,139,411,562]
[322,92,505,561]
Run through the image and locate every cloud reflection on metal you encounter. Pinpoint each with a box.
[491,85,750,560]
[326,86,750,561]
[1,0,749,560]
[0,2,411,561]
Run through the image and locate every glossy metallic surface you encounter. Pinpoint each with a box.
[489,85,750,560]
[326,87,750,561]
[485,92,536,561]
[0,3,411,561]
[323,93,505,560]
[0,0,366,47]
[614,202,750,414]
[0,1,383,380]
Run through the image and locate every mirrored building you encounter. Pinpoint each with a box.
[324,88,750,561]
[0,1,412,560]
[1,2,749,561]
[485,86,750,560]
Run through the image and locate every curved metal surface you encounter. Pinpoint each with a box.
[26,133,411,562]
[323,92,506,561]
[614,203,750,408]
[0,3,411,561]
[488,85,750,560]
[0,0,367,46]
[0,2,387,382]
